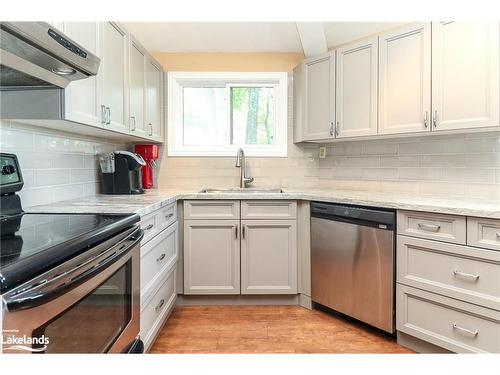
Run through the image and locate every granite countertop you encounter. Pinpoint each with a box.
[25,188,500,219]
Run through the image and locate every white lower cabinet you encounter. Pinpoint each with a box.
[183,219,240,295]
[182,200,298,296]
[138,203,178,352]
[397,284,500,353]
[396,210,500,353]
[141,267,176,352]
[241,220,297,294]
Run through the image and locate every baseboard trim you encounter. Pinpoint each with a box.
[176,294,300,306]
[397,331,451,354]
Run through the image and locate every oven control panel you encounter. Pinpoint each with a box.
[0,153,23,194]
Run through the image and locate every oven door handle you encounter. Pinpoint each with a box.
[4,228,144,312]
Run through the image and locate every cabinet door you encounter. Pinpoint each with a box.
[241,220,297,294]
[432,22,499,131]
[146,58,163,140]
[303,52,335,141]
[292,62,305,143]
[62,22,101,127]
[100,22,128,133]
[336,37,378,138]
[184,220,240,295]
[129,39,147,137]
[379,23,431,135]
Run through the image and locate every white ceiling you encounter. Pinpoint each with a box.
[323,22,406,49]
[123,22,302,53]
[123,22,408,54]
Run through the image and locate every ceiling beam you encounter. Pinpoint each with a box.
[295,22,328,58]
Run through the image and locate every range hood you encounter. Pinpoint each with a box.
[0,21,100,89]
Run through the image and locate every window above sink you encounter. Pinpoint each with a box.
[167,71,288,157]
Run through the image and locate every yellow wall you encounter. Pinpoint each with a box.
[151,52,304,72]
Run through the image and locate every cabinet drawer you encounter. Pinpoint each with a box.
[468,217,500,251]
[184,200,240,220]
[141,221,178,301]
[397,284,500,353]
[141,267,176,352]
[241,200,297,220]
[397,235,500,310]
[140,213,158,245]
[158,203,177,232]
[397,210,466,244]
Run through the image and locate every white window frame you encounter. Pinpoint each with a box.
[167,71,288,157]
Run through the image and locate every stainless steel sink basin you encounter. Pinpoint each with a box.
[199,188,284,194]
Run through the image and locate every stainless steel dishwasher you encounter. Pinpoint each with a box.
[311,202,396,333]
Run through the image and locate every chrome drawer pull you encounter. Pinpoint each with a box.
[496,232,500,240]
[156,253,166,262]
[452,323,478,336]
[155,298,165,312]
[453,270,480,281]
[165,213,174,219]
[144,224,154,231]
[418,223,441,232]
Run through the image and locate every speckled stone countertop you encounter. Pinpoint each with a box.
[25,188,500,219]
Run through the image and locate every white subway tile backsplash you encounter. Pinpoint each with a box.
[54,154,84,168]
[0,121,126,207]
[35,169,71,186]
[0,128,34,150]
[380,156,419,167]
[319,132,500,199]
[70,169,98,183]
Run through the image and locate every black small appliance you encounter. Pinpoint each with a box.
[100,151,146,195]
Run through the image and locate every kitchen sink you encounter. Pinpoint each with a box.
[199,187,284,194]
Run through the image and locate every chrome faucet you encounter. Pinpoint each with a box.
[235,148,254,188]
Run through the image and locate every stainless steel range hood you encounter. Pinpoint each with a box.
[0,21,100,89]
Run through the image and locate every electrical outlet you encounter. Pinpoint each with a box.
[319,146,326,159]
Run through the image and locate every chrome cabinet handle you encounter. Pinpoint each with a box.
[235,225,238,239]
[418,223,441,232]
[335,121,339,137]
[149,123,153,136]
[165,213,173,219]
[101,105,106,124]
[155,298,165,312]
[144,224,154,231]
[432,110,438,128]
[242,225,246,239]
[130,116,136,131]
[496,232,500,240]
[106,107,111,125]
[452,323,478,337]
[453,270,480,281]
[423,111,428,128]
[329,122,333,136]
[156,253,166,262]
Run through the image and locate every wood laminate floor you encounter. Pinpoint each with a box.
[150,305,413,354]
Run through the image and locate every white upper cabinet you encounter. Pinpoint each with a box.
[100,22,128,133]
[146,58,163,141]
[302,52,335,141]
[378,23,431,135]
[59,22,101,127]
[432,22,499,131]
[129,38,147,137]
[336,36,378,138]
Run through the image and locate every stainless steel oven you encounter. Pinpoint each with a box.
[1,226,143,354]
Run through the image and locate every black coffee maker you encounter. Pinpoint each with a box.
[99,151,146,195]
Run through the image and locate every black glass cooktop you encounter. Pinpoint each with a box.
[0,212,139,293]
